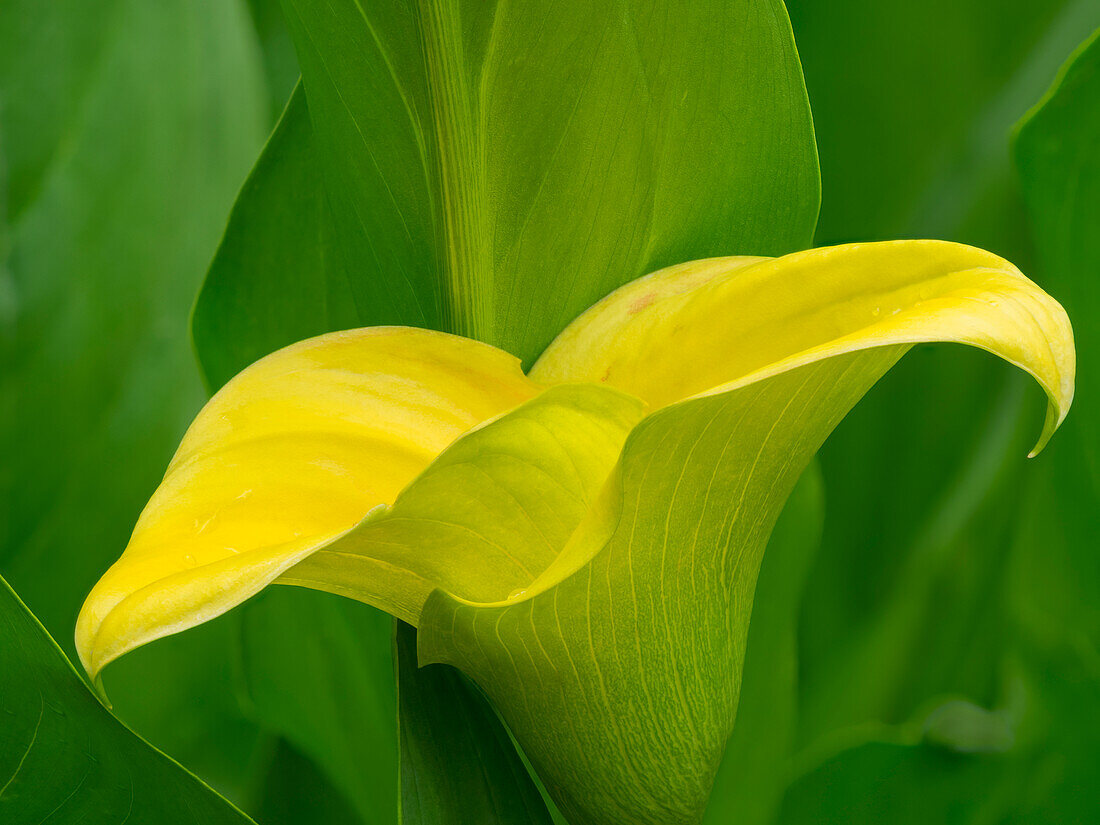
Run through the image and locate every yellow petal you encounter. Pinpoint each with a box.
[531,240,1074,455]
[76,327,537,678]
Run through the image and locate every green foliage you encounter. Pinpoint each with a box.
[395,622,553,824]
[3,1,1099,824]
[188,4,820,821]
[0,575,255,822]
[196,0,819,372]
[237,589,399,822]
[790,3,1100,748]
[703,465,824,824]
[0,0,270,797]
[1010,28,1100,821]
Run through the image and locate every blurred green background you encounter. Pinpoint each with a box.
[2,0,1097,822]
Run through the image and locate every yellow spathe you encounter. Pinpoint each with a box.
[76,327,537,678]
[75,241,1075,679]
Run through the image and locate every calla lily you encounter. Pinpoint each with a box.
[77,240,1072,825]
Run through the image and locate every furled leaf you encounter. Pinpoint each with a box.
[414,243,1070,825]
[0,575,255,823]
[395,621,553,824]
[702,464,824,825]
[0,0,270,795]
[199,0,820,369]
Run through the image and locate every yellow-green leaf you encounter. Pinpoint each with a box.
[412,242,1073,824]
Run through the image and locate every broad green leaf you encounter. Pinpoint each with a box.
[236,588,399,823]
[199,0,819,369]
[193,84,361,391]
[0,0,270,795]
[1017,27,1100,478]
[702,464,824,825]
[245,0,301,120]
[769,29,1100,820]
[0,575,255,823]
[395,621,553,824]
[193,6,821,814]
[776,739,1026,824]
[796,375,1037,747]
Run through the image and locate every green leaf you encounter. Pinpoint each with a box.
[0,0,270,796]
[192,6,820,815]
[193,84,360,391]
[786,0,1100,758]
[82,237,1071,825]
[396,622,553,824]
[770,27,1100,820]
[198,0,819,368]
[776,739,1025,824]
[1009,27,1100,820]
[248,738,363,825]
[790,0,1100,251]
[236,588,399,824]
[1017,27,1100,477]
[0,575,255,823]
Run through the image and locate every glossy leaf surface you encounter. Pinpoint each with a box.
[0,576,255,823]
